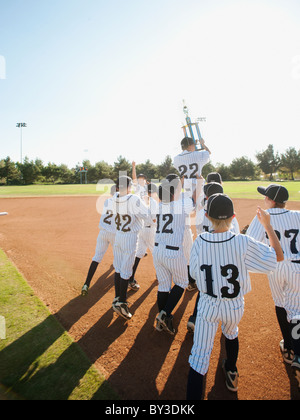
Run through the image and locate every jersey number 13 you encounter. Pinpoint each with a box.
[201,264,241,299]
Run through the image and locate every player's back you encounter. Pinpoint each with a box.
[155,197,194,251]
[99,196,116,233]
[112,193,150,234]
[190,232,277,300]
[173,150,210,179]
[247,208,300,261]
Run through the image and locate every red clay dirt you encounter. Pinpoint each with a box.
[0,196,299,400]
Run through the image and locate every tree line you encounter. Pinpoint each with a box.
[0,144,299,186]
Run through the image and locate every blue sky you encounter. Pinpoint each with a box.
[0,0,300,169]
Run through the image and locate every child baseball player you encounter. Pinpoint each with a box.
[132,161,148,200]
[154,175,203,335]
[195,172,223,236]
[187,181,241,333]
[173,137,211,199]
[186,193,283,399]
[196,182,240,235]
[247,184,300,388]
[165,174,197,292]
[112,176,154,320]
[128,183,159,285]
[81,185,117,296]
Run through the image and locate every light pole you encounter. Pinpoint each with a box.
[16,122,27,164]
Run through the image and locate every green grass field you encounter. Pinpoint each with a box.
[0,184,99,197]
[223,181,300,200]
[0,249,118,401]
[0,181,299,200]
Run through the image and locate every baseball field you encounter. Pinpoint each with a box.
[0,182,300,400]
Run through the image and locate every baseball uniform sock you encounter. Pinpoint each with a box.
[192,292,200,318]
[186,368,204,400]
[84,261,99,287]
[188,266,196,285]
[276,306,293,351]
[164,285,185,317]
[157,292,169,312]
[119,278,129,303]
[225,337,239,373]
[291,320,300,355]
[114,273,121,298]
[129,257,141,282]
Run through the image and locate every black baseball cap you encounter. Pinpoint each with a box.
[257,184,289,204]
[204,182,224,198]
[166,174,180,182]
[206,194,234,220]
[207,172,222,184]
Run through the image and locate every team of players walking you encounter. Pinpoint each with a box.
[81,136,300,399]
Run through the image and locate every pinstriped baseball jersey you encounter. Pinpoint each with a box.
[136,197,158,259]
[190,232,278,300]
[189,231,278,376]
[133,183,148,200]
[247,208,300,317]
[154,197,195,251]
[173,150,210,180]
[112,193,152,280]
[99,196,117,233]
[149,196,159,222]
[174,150,210,197]
[91,196,116,265]
[247,208,300,261]
[153,196,195,292]
[179,192,195,262]
[112,193,151,234]
[268,260,300,320]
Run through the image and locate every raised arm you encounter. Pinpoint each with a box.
[192,175,205,205]
[132,161,137,184]
[199,138,211,155]
[257,207,284,262]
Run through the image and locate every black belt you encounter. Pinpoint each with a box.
[145,226,152,228]
[155,243,179,251]
[292,260,300,264]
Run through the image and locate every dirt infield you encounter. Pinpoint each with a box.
[0,196,300,400]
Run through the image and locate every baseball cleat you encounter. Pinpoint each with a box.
[292,356,300,389]
[187,316,196,333]
[128,279,140,292]
[187,282,197,292]
[155,320,164,332]
[113,302,132,320]
[112,296,120,306]
[280,340,295,365]
[81,284,89,297]
[222,360,239,392]
[156,311,175,335]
